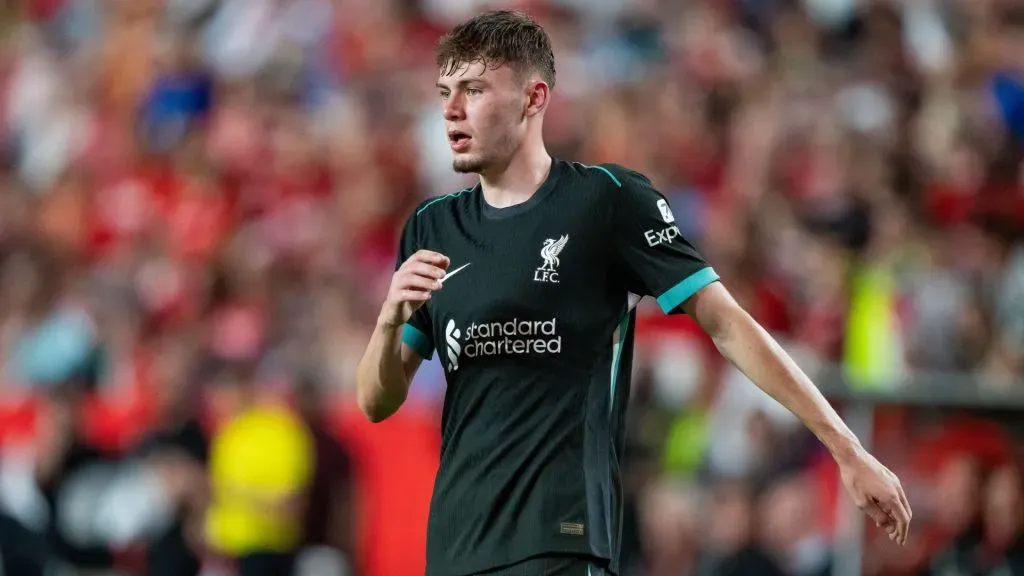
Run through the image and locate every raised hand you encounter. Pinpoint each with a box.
[381,250,450,327]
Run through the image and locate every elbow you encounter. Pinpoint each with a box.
[362,408,390,424]
[698,303,741,345]
[355,382,404,424]
[354,347,413,423]
[354,364,386,423]
[357,401,378,422]
[356,392,389,423]
[699,302,755,354]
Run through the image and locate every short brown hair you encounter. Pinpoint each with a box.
[435,10,556,90]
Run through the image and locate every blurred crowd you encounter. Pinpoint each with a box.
[1,0,1024,575]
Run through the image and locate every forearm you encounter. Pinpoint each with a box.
[709,307,864,463]
[355,319,411,422]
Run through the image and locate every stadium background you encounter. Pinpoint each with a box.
[1,0,1023,575]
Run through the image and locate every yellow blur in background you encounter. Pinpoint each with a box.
[206,404,315,557]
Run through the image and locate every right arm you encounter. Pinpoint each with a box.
[355,321,424,422]
[356,249,449,422]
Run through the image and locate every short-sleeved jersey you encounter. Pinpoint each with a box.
[396,159,719,576]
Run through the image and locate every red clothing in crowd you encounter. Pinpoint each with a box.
[335,404,440,576]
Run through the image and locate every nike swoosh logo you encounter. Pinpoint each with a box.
[439,262,471,286]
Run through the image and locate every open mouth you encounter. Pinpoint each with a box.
[448,130,471,146]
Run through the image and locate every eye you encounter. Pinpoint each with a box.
[466,88,482,96]
[439,91,450,100]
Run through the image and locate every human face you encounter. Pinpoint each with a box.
[437,61,527,174]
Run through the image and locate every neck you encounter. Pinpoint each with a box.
[478,139,551,208]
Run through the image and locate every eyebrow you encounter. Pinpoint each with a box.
[436,78,489,91]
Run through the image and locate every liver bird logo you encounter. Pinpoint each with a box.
[539,235,569,272]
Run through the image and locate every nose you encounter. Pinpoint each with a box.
[443,93,465,122]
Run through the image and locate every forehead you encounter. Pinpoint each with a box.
[436,59,518,88]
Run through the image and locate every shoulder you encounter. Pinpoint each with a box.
[412,185,476,219]
[561,161,661,212]
[402,185,477,233]
[563,161,654,194]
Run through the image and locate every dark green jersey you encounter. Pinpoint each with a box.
[397,160,719,576]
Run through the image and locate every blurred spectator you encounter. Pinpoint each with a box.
[979,464,1024,573]
[203,364,314,576]
[635,478,700,576]
[0,383,118,575]
[696,480,787,576]
[139,34,213,153]
[295,372,355,576]
[759,474,833,576]
[922,455,985,575]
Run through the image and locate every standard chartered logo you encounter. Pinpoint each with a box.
[443,316,562,371]
[445,319,462,372]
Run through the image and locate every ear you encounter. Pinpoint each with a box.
[524,80,550,118]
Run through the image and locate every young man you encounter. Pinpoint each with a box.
[356,10,911,576]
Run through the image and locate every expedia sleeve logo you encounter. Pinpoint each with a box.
[645,198,681,247]
[656,198,675,223]
[443,317,561,371]
[644,225,682,247]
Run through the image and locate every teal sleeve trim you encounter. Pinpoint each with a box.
[656,267,720,314]
[402,323,434,359]
[587,165,623,187]
[415,187,474,216]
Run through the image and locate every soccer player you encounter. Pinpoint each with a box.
[356,10,911,576]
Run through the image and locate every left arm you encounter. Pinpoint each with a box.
[682,282,910,544]
[683,283,863,463]
[601,163,912,545]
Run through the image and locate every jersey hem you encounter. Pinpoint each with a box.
[655,267,720,314]
[427,547,612,576]
[402,323,434,359]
